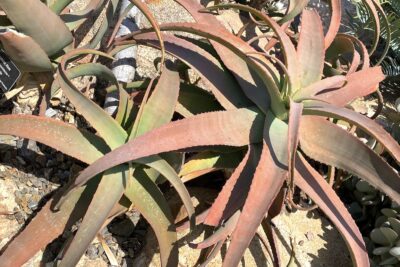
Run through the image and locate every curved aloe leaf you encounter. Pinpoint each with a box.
[51,0,75,14]
[0,115,107,163]
[191,211,240,249]
[60,0,105,30]
[58,166,127,267]
[296,9,324,88]
[0,30,53,72]
[133,32,252,110]
[294,154,369,266]
[302,101,400,163]
[288,101,303,187]
[279,0,310,24]
[299,116,400,203]
[69,108,264,189]
[204,146,260,226]
[293,75,346,101]
[325,0,341,48]
[125,168,178,267]
[0,0,73,56]
[223,114,288,267]
[313,67,385,106]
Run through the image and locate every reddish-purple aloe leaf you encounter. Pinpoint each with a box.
[0,30,53,72]
[204,4,302,90]
[125,168,178,267]
[0,0,73,56]
[292,75,346,101]
[325,0,341,48]
[279,0,310,24]
[294,154,369,266]
[223,114,288,267]
[288,101,303,190]
[0,115,107,164]
[176,209,209,232]
[133,64,180,137]
[363,0,381,55]
[204,146,260,226]
[302,100,400,163]
[372,0,390,65]
[191,211,240,249]
[337,34,370,69]
[348,50,361,74]
[59,167,127,267]
[261,219,281,267]
[156,22,286,117]
[0,186,89,267]
[173,0,271,113]
[299,116,400,203]
[133,32,252,110]
[199,240,224,267]
[297,9,324,88]
[268,187,286,219]
[68,108,264,189]
[313,67,385,106]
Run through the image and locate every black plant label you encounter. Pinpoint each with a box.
[0,50,20,93]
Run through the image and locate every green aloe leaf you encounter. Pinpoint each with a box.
[279,0,309,24]
[0,30,53,72]
[371,228,398,246]
[125,168,178,267]
[0,0,73,56]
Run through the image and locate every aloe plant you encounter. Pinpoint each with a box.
[0,0,399,267]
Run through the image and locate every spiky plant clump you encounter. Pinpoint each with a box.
[0,0,399,266]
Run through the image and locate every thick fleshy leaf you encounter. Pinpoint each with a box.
[125,168,178,267]
[156,22,286,117]
[297,9,324,87]
[0,115,107,164]
[133,32,251,110]
[302,101,400,163]
[325,0,341,48]
[180,150,242,183]
[294,154,369,266]
[293,75,346,101]
[133,64,180,137]
[0,30,53,72]
[0,186,90,267]
[173,0,272,114]
[204,146,261,226]
[0,0,73,56]
[312,67,385,106]
[279,0,309,24]
[288,101,303,187]
[60,0,105,30]
[57,50,128,149]
[299,116,400,203]
[191,211,240,249]
[337,34,370,69]
[198,241,224,267]
[59,166,127,267]
[70,108,264,188]
[223,114,288,267]
[261,219,281,267]
[362,0,381,56]
[204,4,302,91]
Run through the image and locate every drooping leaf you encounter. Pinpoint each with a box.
[299,116,400,203]
[294,153,369,266]
[279,0,310,24]
[0,30,53,72]
[70,108,264,189]
[60,0,105,30]
[133,32,252,110]
[0,115,107,164]
[0,0,73,56]
[293,75,346,101]
[325,0,341,48]
[302,101,400,163]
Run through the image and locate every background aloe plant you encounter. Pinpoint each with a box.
[0,0,399,266]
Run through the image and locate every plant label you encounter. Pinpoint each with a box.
[0,50,21,93]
